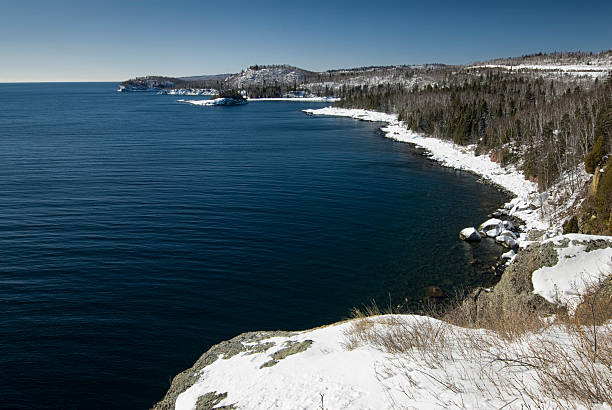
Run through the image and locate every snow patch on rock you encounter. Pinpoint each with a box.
[532,234,612,310]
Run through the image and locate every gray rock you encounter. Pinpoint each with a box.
[479,218,503,238]
[259,340,314,368]
[151,330,295,409]
[195,392,235,410]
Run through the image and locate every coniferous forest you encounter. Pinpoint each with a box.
[337,69,612,194]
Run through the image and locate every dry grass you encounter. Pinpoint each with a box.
[441,290,549,340]
[530,329,612,406]
[344,281,612,408]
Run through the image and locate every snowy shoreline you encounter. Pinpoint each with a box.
[303,107,537,198]
[302,106,607,305]
[302,106,590,238]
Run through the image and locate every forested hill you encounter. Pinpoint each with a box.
[119,64,447,96]
[335,52,612,235]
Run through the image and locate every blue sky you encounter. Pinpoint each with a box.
[1,0,611,82]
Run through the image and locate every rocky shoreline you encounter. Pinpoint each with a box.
[152,231,612,409]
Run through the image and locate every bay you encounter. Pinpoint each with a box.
[0,83,509,409]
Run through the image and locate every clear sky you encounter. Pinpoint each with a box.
[1,0,611,82]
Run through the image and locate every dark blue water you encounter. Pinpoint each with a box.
[0,83,509,409]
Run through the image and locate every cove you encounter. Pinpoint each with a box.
[0,83,509,409]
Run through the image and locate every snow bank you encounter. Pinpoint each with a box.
[170,314,611,409]
[304,107,396,123]
[175,319,391,409]
[532,234,612,310]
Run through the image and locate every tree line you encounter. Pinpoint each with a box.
[336,69,612,192]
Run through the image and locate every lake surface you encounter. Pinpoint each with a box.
[0,83,509,409]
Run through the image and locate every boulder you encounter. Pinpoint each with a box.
[479,218,504,238]
[460,227,481,242]
[502,198,532,216]
[479,218,502,229]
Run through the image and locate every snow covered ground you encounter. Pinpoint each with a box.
[225,65,312,88]
[306,74,428,90]
[470,63,612,78]
[172,314,611,409]
[175,320,389,409]
[247,97,340,102]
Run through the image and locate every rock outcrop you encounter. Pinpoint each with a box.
[152,330,296,410]
[478,218,504,238]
